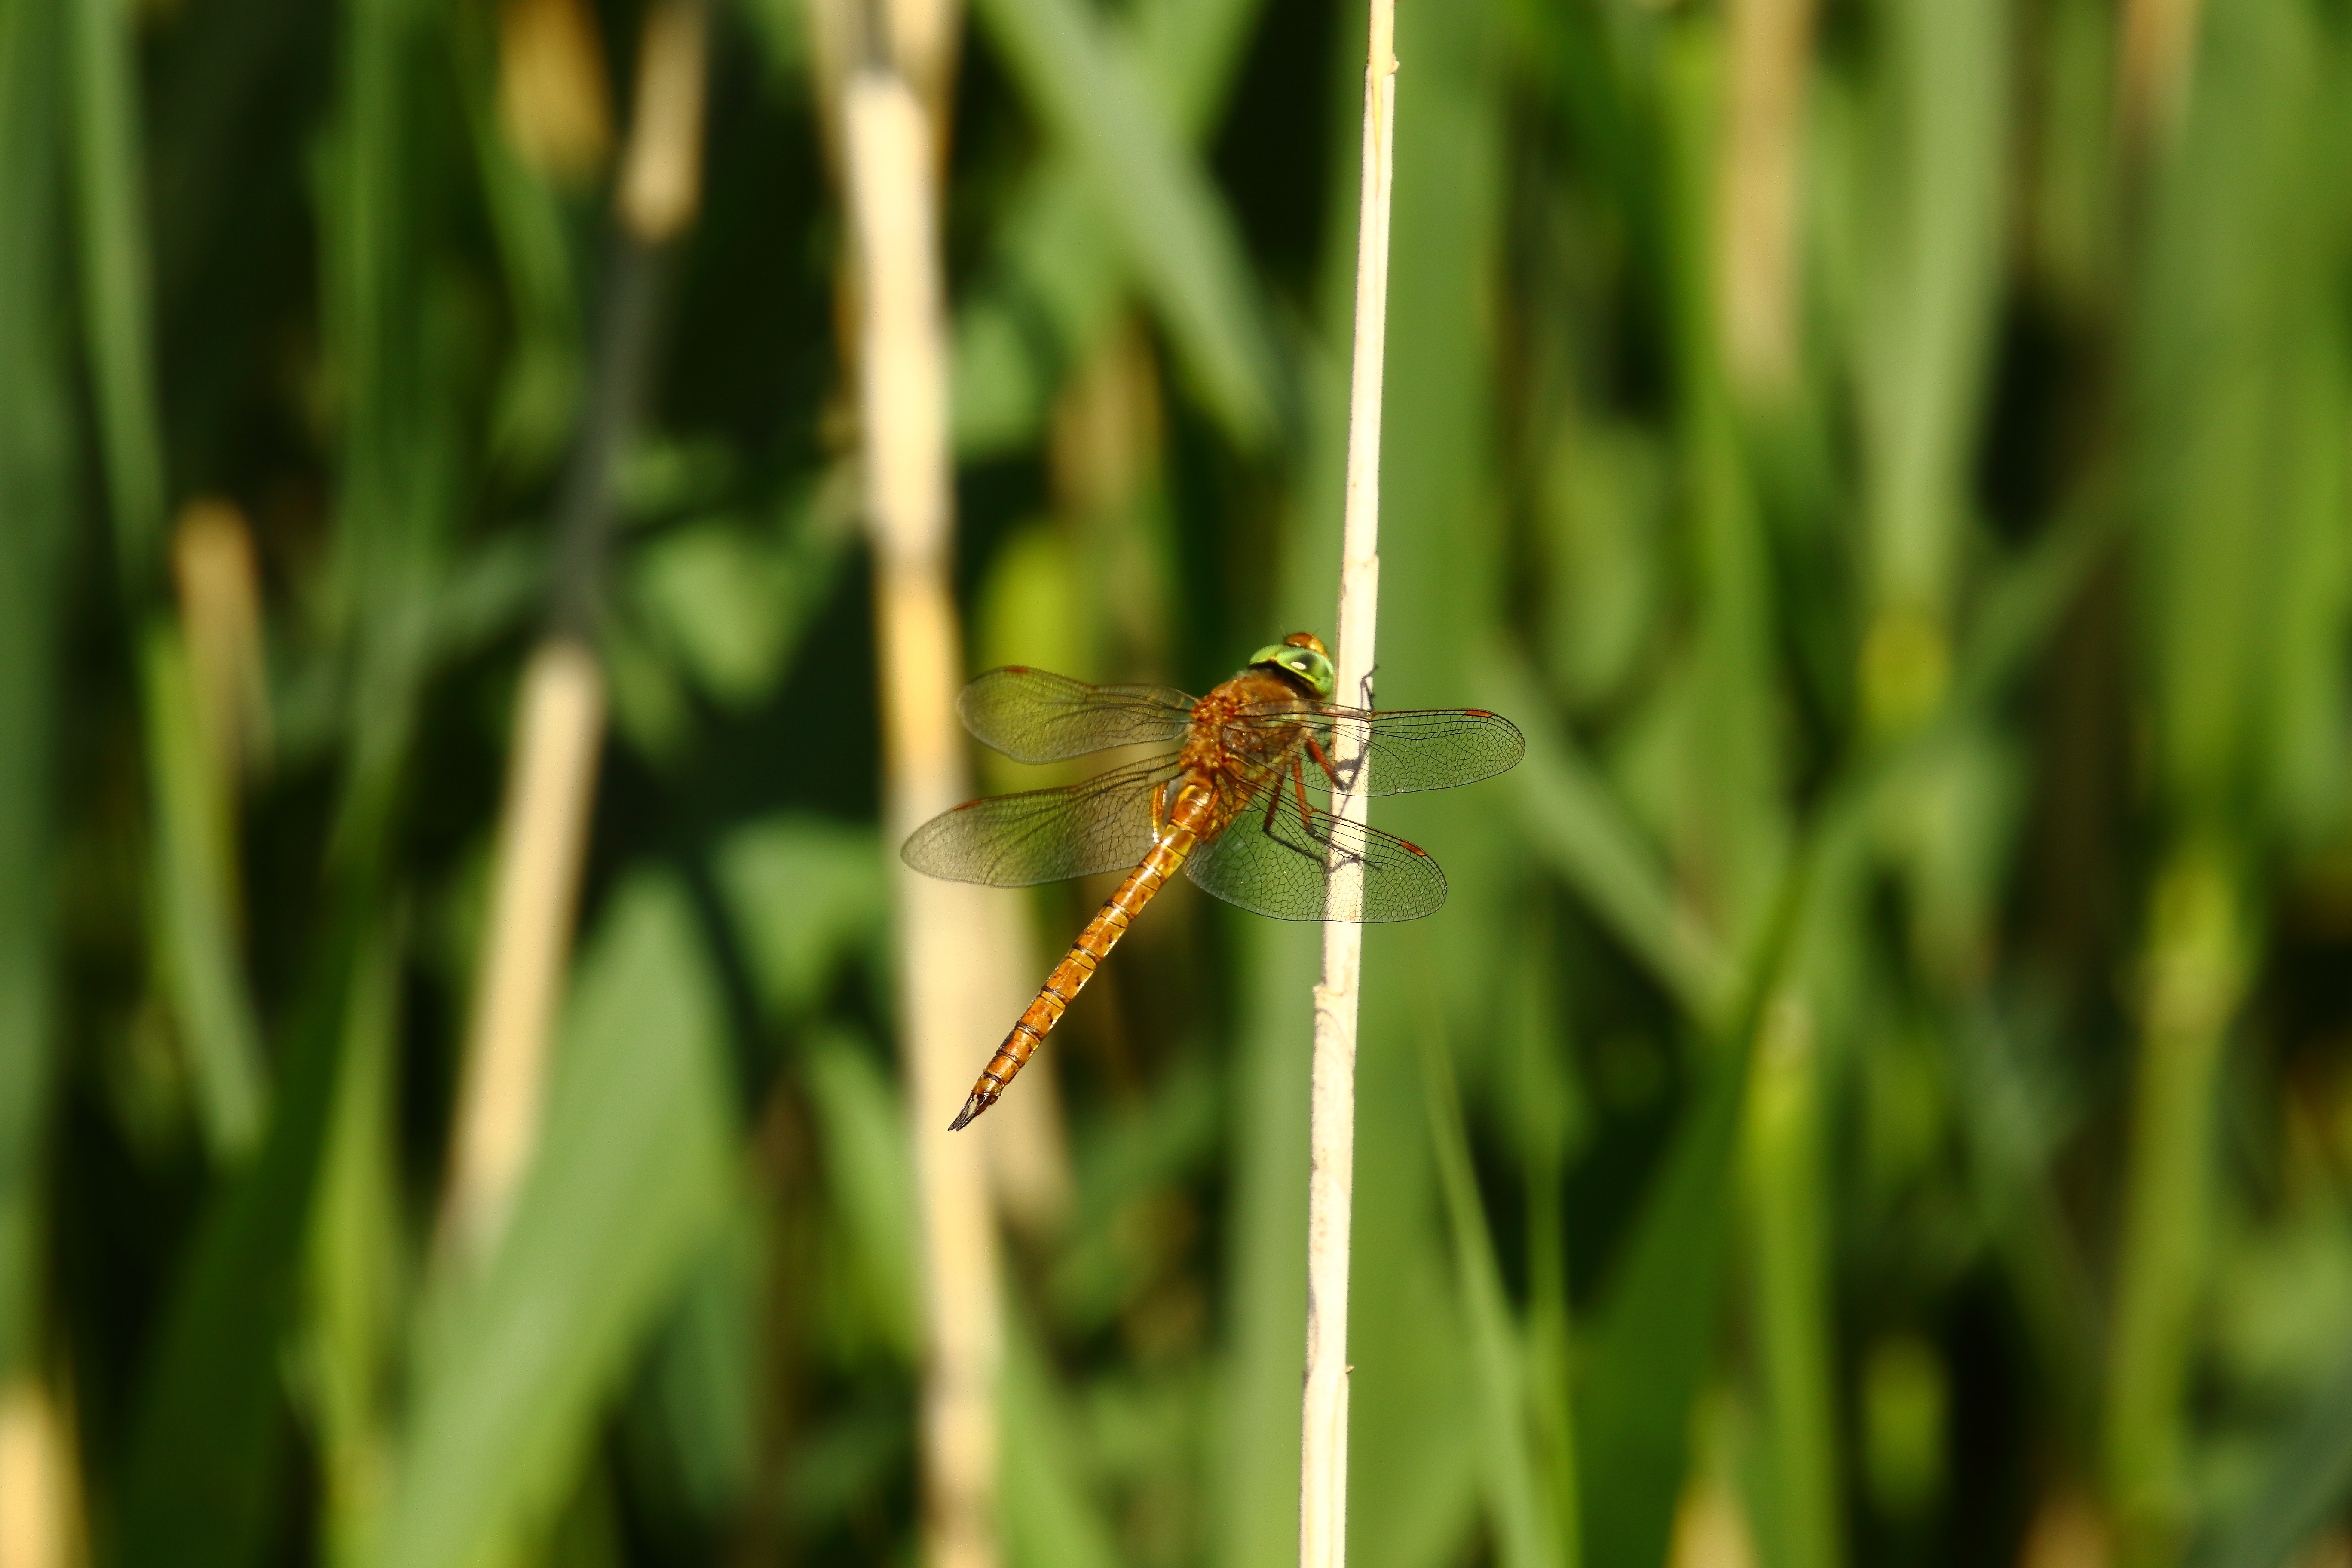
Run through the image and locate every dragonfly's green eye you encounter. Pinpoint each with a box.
[1251,642,1335,700]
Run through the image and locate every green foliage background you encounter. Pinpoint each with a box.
[3,0,2352,1562]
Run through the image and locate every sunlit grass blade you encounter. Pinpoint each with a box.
[371,875,735,1568]
[303,912,405,1568]
[1850,0,2009,732]
[141,621,269,1158]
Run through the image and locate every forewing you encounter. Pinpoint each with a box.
[1185,780,1446,923]
[958,667,1194,763]
[900,757,1176,888]
[1225,704,1525,795]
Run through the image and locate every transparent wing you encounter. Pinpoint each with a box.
[1185,776,1447,923]
[901,756,1179,887]
[958,667,1196,763]
[1223,703,1524,795]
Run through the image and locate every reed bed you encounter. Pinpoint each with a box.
[2,0,2352,1565]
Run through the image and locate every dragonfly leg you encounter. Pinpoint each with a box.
[1305,733,1343,788]
[1261,779,1282,834]
[1290,756,1317,833]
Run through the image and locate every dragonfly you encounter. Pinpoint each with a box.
[903,632,1524,1130]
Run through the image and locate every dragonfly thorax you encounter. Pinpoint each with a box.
[1177,669,1323,799]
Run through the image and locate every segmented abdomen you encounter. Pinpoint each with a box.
[947,783,1216,1130]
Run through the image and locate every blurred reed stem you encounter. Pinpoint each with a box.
[441,0,706,1263]
[0,1381,83,1568]
[1714,0,1816,404]
[2116,0,2203,151]
[1300,3,1398,1564]
[1743,992,1841,1568]
[141,621,268,1155]
[2105,841,2250,1567]
[846,63,1005,1568]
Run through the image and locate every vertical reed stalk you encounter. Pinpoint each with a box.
[440,0,707,1261]
[0,1381,82,1568]
[1298,3,1397,1564]
[1743,993,1841,1568]
[2105,841,2247,1567]
[846,68,1004,1568]
[1715,0,1816,403]
[2116,0,2203,152]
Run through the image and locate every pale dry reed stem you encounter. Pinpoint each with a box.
[442,639,606,1259]
[0,1378,79,1568]
[618,0,710,245]
[1667,1478,1760,1568]
[2117,0,2204,153]
[496,0,614,186]
[1715,0,1816,401]
[2018,1491,2112,1568]
[1299,3,1397,1565]
[170,498,271,794]
[440,0,707,1264]
[847,71,1004,1568]
[884,0,961,139]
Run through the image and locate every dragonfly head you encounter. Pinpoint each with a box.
[1249,633,1335,701]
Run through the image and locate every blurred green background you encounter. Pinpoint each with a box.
[4,0,2352,1562]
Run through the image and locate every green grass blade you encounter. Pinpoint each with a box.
[952,0,1266,453]
[801,1030,919,1358]
[967,0,1280,447]
[141,621,270,1158]
[1423,1015,1568,1568]
[1574,1032,1750,1568]
[1851,0,2009,729]
[2192,1348,2352,1568]
[1482,638,1732,1027]
[303,912,406,1568]
[0,0,77,1384]
[1743,1002,1842,1568]
[112,881,377,1568]
[66,0,165,596]
[1208,916,1317,1568]
[1000,1311,1124,1568]
[370,873,735,1568]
